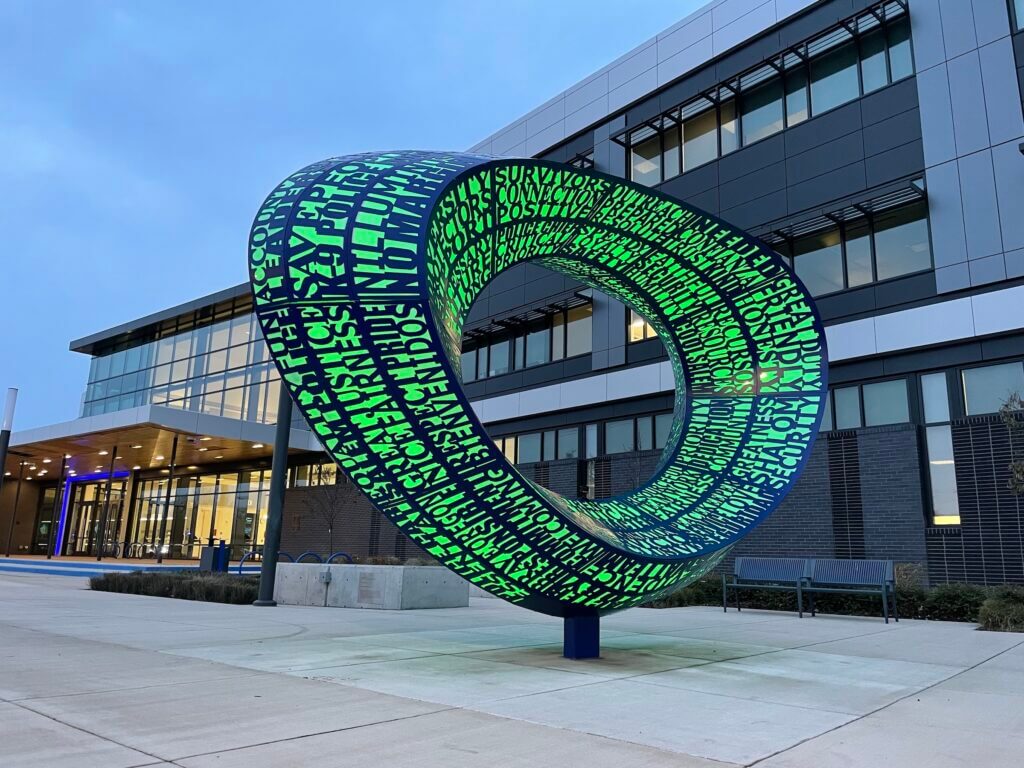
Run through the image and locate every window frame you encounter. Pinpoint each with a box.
[622,3,913,187]
[783,202,933,299]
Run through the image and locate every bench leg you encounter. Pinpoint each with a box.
[881,589,889,624]
[721,574,728,613]
[892,586,899,622]
[810,592,816,617]
[797,584,804,618]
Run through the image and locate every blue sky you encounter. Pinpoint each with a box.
[0,0,701,428]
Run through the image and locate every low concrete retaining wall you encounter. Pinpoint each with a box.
[273,563,469,609]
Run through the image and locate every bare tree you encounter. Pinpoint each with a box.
[1000,393,1024,495]
[299,472,350,556]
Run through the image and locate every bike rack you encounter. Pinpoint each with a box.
[295,551,323,564]
[237,550,293,575]
[326,551,354,564]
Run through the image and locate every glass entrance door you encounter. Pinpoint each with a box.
[63,481,126,556]
[65,499,98,555]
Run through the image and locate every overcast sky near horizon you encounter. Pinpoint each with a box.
[0,0,702,429]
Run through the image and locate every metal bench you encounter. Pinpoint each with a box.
[721,557,808,617]
[804,558,898,623]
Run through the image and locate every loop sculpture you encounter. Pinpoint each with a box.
[249,151,827,625]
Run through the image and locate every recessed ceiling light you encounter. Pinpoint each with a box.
[115,456,123,460]
[187,465,198,470]
[214,455,223,459]
[154,455,164,461]
[252,443,264,449]
[98,450,109,456]
[198,447,208,452]
[200,436,212,441]
[160,469,170,474]
[42,458,51,464]
[64,454,72,459]
[132,465,141,470]
[28,465,36,471]
[3,472,10,477]
[38,469,47,475]
[130,444,142,449]
[95,466,104,471]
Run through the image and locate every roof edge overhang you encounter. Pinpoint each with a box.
[69,282,252,356]
[10,405,320,454]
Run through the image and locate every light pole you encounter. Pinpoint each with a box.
[3,461,26,557]
[0,388,18,512]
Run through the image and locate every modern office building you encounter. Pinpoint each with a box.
[3,0,1024,585]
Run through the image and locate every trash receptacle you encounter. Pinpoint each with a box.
[198,546,218,572]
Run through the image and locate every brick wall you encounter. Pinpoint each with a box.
[283,424,935,577]
[280,482,427,561]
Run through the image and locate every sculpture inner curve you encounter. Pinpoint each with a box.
[248,150,827,617]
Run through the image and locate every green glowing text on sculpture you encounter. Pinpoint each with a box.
[248,151,828,617]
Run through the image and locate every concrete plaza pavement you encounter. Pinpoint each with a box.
[1,572,1022,767]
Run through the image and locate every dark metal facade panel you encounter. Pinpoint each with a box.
[944,415,1024,585]
[828,432,867,559]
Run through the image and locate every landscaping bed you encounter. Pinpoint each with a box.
[90,571,259,604]
[644,571,1024,631]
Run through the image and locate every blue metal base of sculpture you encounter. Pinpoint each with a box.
[563,615,601,659]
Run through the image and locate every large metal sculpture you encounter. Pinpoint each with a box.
[249,151,827,653]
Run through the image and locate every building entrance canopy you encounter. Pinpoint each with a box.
[4,403,318,480]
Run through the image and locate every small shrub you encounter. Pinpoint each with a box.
[978,586,1024,632]
[403,556,441,567]
[353,555,403,565]
[921,583,988,622]
[90,571,259,604]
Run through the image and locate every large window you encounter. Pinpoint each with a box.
[1012,0,1024,32]
[794,230,844,297]
[920,372,960,526]
[628,308,658,342]
[682,107,718,171]
[626,5,913,187]
[565,305,593,358]
[741,78,784,145]
[810,41,859,114]
[493,412,674,467]
[785,202,931,297]
[962,362,1024,416]
[493,428,576,465]
[820,379,910,431]
[873,203,932,281]
[461,304,593,382]
[630,134,662,187]
[131,468,272,560]
[863,380,909,426]
[605,420,635,454]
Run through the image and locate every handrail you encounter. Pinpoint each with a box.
[326,551,353,564]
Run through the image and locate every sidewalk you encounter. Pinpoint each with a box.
[1,571,1022,767]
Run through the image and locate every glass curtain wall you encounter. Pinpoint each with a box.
[82,312,286,426]
[130,469,271,560]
